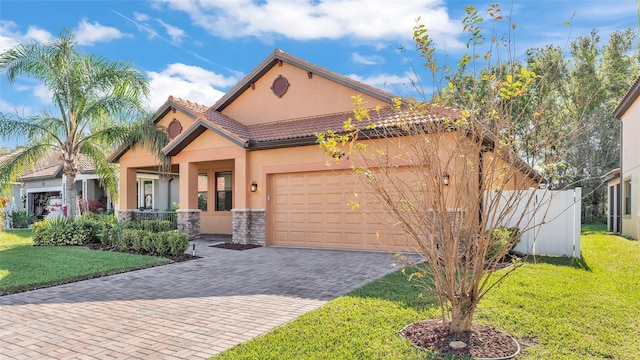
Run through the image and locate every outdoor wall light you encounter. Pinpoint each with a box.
[250,181,258,192]
[443,172,450,186]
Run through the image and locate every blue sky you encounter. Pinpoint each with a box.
[0,0,638,148]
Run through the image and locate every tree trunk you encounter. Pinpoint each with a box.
[449,293,475,334]
[65,171,78,219]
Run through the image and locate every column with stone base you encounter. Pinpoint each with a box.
[232,208,266,245]
[177,209,201,240]
[117,209,136,222]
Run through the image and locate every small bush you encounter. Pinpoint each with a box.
[125,220,174,232]
[72,217,102,244]
[115,228,187,257]
[79,199,104,214]
[166,232,189,256]
[11,210,35,228]
[154,234,171,256]
[141,231,156,254]
[486,227,520,260]
[118,229,145,252]
[33,218,74,246]
[84,214,123,247]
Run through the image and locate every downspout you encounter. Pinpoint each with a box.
[168,177,174,210]
[619,118,623,234]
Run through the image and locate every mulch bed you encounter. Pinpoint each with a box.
[83,243,201,262]
[209,242,262,251]
[400,319,520,359]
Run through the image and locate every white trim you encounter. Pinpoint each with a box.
[76,173,100,181]
[26,186,62,193]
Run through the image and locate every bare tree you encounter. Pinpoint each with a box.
[317,5,581,336]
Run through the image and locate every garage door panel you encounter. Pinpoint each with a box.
[324,192,343,204]
[344,212,364,224]
[306,212,323,224]
[269,170,411,251]
[289,212,305,224]
[307,232,325,243]
[307,193,324,204]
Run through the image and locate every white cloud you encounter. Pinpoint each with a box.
[33,84,52,104]
[347,71,421,94]
[24,26,54,44]
[134,12,150,22]
[0,21,54,53]
[75,19,130,46]
[351,52,385,65]
[151,0,463,49]
[146,63,242,109]
[155,19,186,44]
[0,98,35,117]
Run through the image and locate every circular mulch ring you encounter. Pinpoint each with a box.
[400,319,520,359]
[209,242,262,251]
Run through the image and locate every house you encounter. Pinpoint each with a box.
[0,150,111,219]
[611,75,640,239]
[111,49,539,252]
[601,168,621,234]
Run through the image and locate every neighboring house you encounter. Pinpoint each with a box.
[611,75,640,240]
[0,150,111,219]
[111,49,539,251]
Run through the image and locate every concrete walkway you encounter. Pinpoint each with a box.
[0,240,402,359]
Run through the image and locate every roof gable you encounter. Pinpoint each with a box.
[212,49,396,113]
[210,49,396,125]
[613,75,640,119]
[109,96,209,163]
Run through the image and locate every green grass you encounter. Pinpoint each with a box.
[213,228,640,360]
[0,229,170,295]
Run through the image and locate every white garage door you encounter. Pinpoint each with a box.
[268,170,411,251]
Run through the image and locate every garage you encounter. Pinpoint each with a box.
[267,170,411,251]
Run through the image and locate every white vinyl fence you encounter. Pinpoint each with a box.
[488,188,582,258]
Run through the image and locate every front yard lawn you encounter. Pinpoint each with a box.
[213,226,640,359]
[0,229,169,295]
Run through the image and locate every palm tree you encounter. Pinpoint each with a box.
[0,29,168,219]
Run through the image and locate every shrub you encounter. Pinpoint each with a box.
[11,210,35,228]
[116,229,187,257]
[82,213,122,246]
[72,217,102,244]
[33,218,74,246]
[166,232,189,256]
[79,199,104,214]
[32,217,103,246]
[125,220,174,232]
[154,234,171,256]
[486,227,520,260]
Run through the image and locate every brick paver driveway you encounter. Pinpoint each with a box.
[0,240,402,359]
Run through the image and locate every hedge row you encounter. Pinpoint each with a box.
[32,216,188,257]
[33,217,100,246]
[118,229,188,257]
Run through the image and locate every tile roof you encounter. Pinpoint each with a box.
[241,105,461,144]
[168,96,210,115]
[202,109,251,141]
[164,102,461,148]
[1,150,97,181]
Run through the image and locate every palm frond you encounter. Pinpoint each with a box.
[0,145,51,194]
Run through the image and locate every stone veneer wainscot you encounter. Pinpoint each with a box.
[232,209,266,245]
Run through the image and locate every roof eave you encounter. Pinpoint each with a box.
[163,119,248,157]
[109,98,204,163]
[613,76,640,119]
